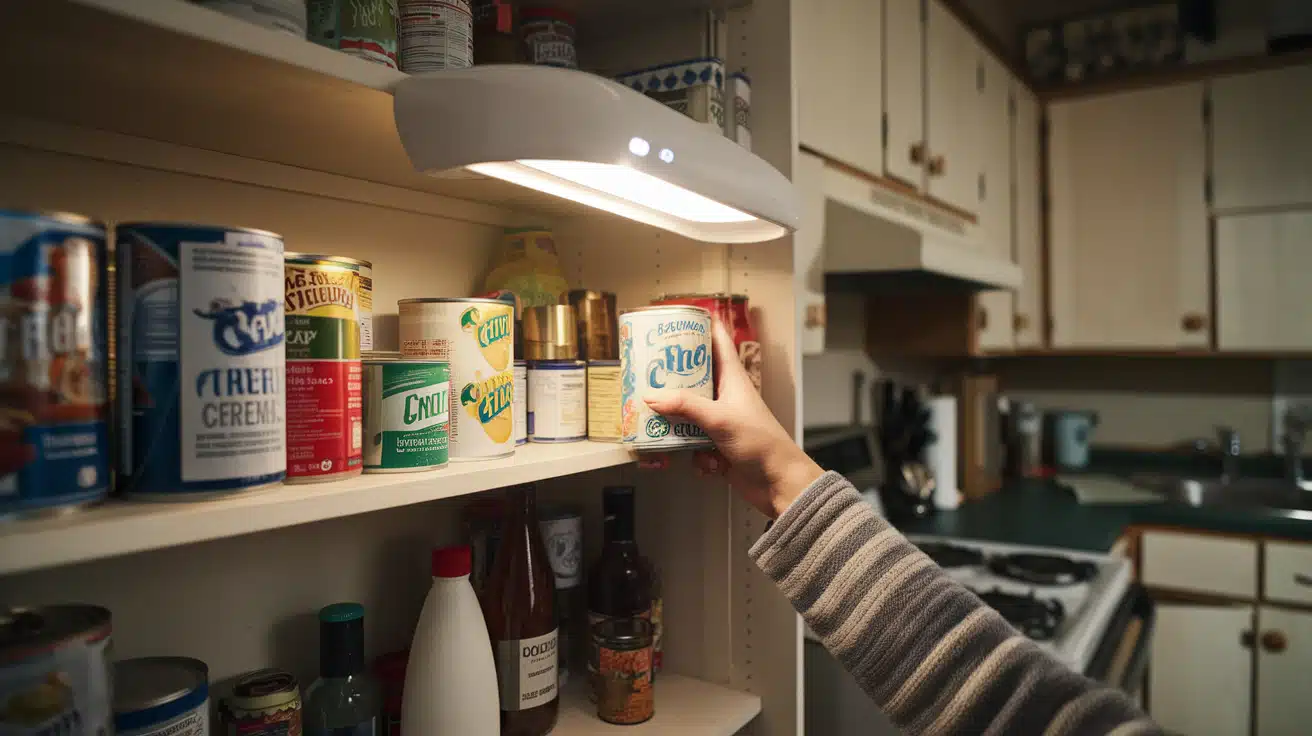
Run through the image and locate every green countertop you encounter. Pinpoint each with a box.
[897,479,1312,553]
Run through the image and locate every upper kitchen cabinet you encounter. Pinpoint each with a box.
[974,50,1017,353]
[883,0,925,188]
[1211,63,1312,212]
[1216,211,1312,352]
[1047,83,1209,350]
[924,0,981,216]
[1011,85,1045,350]
[796,0,884,176]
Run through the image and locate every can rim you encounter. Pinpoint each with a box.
[363,358,451,366]
[285,252,373,268]
[228,669,300,710]
[113,656,209,713]
[0,605,112,663]
[0,209,105,229]
[398,297,509,306]
[657,292,749,302]
[620,305,712,316]
[117,222,284,240]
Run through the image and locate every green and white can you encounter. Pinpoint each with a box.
[363,353,450,473]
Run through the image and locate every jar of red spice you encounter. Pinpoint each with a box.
[591,618,654,725]
[653,292,761,392]
[373,651,408,736]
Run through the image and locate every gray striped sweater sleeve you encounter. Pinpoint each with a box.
[749,471,1161,736]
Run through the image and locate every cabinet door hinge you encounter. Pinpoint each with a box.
[1205,175,1214,205]
[882,113,889,151]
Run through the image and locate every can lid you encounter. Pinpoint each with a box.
[620,304,711,316]
[285,253,372,269]
[432,545,472,578]
[229,668,299,710]
[113,657,209,731]
[116,222,283,240]
[0,605,112,663]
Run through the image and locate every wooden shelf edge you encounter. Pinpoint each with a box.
[1040,48,1312,101]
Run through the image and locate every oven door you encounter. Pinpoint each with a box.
[1085,583,1157,696]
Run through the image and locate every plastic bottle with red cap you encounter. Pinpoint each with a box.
[401,544,500,734]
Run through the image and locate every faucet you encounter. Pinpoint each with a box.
[1284,410,1311,491]
[1217,426,1241,483]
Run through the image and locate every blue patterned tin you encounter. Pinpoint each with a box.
[618,305,712,451]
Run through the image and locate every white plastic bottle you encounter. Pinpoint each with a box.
[402,545,501,734]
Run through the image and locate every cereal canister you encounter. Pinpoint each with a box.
[307,0,401,69]
[0,604,113,735]
[591,618,654,725]
[362,354,450,472]
[221,668,302,735]
[284,253,364,484]
[619,305,713,450]
[117,223,285,498]
[112,657,209,736]
[399,298,514,460]
[0,210,110,519]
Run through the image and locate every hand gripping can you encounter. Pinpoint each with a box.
[619,305,713,451]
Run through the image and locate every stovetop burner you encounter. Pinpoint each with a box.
[988,553,1099,586]
[975,588,1066,641]
[918,542,985,569]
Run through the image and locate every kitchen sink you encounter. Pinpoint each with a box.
[1129,474,1312,516]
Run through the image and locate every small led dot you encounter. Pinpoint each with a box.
[659,148,675,163]
[629,137,651,157]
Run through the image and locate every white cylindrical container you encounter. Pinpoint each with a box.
[927,396,959,510]
[398,0,474,72]
[514,360,528,446]
[402,545,500,735]
[527,360,586,443]
[619,305,713,451]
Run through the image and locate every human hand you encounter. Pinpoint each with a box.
[643,320,823,518]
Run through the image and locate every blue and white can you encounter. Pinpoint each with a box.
[116,223,286,498]
[112,657,210,736]
[619,305,713,451]
[0,210,110,519]
[527,360,586,443]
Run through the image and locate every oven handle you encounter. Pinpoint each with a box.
[1084,583,1156,691]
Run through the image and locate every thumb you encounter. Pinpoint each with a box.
[644,389,718,427]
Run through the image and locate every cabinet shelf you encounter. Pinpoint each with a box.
[0,442,635,576]
[559,675,761,735]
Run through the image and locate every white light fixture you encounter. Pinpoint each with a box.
[393,65,796,244]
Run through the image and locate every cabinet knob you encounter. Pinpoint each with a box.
[1261,630,1288,653]
[928,155,946,177]
[1014,314,1031,332]
[1181,313,1208,332]
[805,303,827,329]
[910,142,927,165]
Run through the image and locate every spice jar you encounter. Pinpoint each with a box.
[591,618,654,725]
[520,6,577,68]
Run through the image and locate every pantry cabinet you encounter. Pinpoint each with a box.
[796,0,883,176]
[1216,211,1312,352]
[1011,86,1044,350]
[924,0,980,216]
[882,0,925,188]
[1047,83,1209,350]
[1149,604,1254,736]
[1211,63,1312,212]
[1256,605,1312,736]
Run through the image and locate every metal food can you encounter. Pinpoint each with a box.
[0,210,110,519]
[619,305,713,450]
[0,605,113,735]
[527,360,586,443]
[565,290,618,361]
[398,298,514,460]
[655,292,761,391]
[221,668,302,736]
[284,253,365,484]
[112,657,209,736]
[591,617,654,726]
[398,0,474,72]
[117,223,286,498]
[197,0,308,35]
[307,0,401,69]
[362,356,450,472]
[520,6,577,68]
[586,359,622,443]
[513,360,527,446]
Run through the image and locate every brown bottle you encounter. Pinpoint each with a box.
[482,484,559,735]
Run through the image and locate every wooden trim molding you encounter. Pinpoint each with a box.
[800,144,980,226]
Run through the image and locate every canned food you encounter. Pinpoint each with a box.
[307,0,401,69]
[399,298,514,460]
[221,668,302,736]
[586,359,622,443]
[112,657,209,736]
[565,290,618,361]
[117,223,286,498]
[655,292,760,392]
[0,605,113,736]
[0,210,110,519]
[284,253,365,484]
[619,306,713,450]
[398,0,474,72]
[513,360,527,446]
[527,360,586,443]
[591,618,654,725]
[520,6,576,68]
[362,356,450,472]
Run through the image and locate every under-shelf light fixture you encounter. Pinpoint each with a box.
[393,65,797,244]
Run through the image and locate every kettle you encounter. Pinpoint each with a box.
[1046,410,1099,470]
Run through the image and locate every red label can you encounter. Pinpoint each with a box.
[653,292,761,392]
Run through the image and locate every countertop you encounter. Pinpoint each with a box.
[897,478,1312,553]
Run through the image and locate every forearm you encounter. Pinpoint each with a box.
[750,471,1159,735]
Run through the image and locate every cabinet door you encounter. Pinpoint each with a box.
[883,0,924,188]
[1216,211,1312,351]
[1149,603,1254,736]
[797,0,883,176]
[974,53,1016,353]
[924,0,980,215]
[1047,83,1209,349]
[1257,606,1312,736]
[1012,85,1045,349]
[1212,63,1312,211]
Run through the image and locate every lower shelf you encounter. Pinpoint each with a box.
[559,674,761,735]
[0,441,635,576]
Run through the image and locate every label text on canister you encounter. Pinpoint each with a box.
[620,308,712,449]
[365,361,450,470]
[495,629,558,711]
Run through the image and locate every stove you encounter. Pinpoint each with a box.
[910,536,1133,672]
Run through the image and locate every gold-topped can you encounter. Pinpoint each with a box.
[522,305,578,361]
[566,290,618,361]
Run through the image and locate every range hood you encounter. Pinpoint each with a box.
[799,151,1022,291]
[394,65,797,244]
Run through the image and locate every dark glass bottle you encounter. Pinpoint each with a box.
[482,484,559,735]
[587,486,654,622]
[304,603,381,736]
